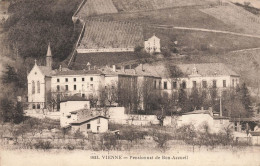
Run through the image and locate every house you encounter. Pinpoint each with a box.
[249,131,260,145]
[144,34,161,53]
[60,100,90,127]
[70,116,109,133]
[178,108,232,133]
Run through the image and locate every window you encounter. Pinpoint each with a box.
[74,78,76,82]
[192,81,196,88]
[90,77,93,81]
[82,78,85,81]
[173,81,177,89]
[74,85,77,90]
[65,85,68,91]
[32,81,35,94]
[32,104,36,109]
[87,124,91,129]
[213,80,217,88]
[154,81,156,89]
[97,118,100,124]
[65,78,68,82]
[182,81,186,89]
[57,85,60,91]
[97,126,100,132]
[37,104,40,109]
[223,80,226,87]
[202,81,207,88]
[164,82,167,89]
[82,94,85,98]
[57,79,60,82]
[159,81,161,89]
[37,81,40,93]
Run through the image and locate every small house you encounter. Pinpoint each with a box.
[179,108,231,133]
[70,116,108,134]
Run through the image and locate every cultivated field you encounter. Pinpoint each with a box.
[201,2,260,35]
[78,19,143,49]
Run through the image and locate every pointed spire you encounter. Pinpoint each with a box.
[46,42,52,57]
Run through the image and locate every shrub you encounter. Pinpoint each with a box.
[65,143,75,150]
[34,140,53,150]
[153,132,171,151]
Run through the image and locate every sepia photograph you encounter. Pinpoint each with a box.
[0,0,260,165]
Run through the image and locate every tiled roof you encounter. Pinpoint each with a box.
[52,69,103,76]
[134,62,239,78]
[134,62,170,78]
[70,115,108,125]
[38,66,52,77]
[182,110,211,115]
[176,63,239,77]
[250,132,260,136]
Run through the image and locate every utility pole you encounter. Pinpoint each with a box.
[220,91,222,117]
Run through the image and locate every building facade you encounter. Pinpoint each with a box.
[27,47,239,112]
[144,35,161,53]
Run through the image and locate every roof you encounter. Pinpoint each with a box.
[38,66,52,77]
[52,69,103,76]
[230,117,260,122]
[134,62,170,78]
[70,116,108,125]
[182,110,211,115]
[249,132,260,136]
[176,63,239,77]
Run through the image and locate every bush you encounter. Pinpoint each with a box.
[64,143,75,150]
[153,132,171,151]
[34,140,53,150]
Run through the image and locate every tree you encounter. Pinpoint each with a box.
[240,83,252,114]
[105,85,118,106]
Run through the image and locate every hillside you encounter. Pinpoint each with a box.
[75,0,219,19]
[78,19,143,50]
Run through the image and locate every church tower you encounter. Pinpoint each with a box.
[46,43,52,69]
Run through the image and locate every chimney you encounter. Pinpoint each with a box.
[59,65,62,71]
[87,62,91,70]
[94,65,96,70]
[209,107,213,116]
[112,65,116,72]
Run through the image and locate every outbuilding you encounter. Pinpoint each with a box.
[70,116,108,134]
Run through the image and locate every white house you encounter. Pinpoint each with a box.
[60,100,90,127]
[178,109,232,133]
[144,34,161,53]
[70,116,109,133]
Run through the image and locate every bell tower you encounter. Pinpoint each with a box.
[46,43,52,69]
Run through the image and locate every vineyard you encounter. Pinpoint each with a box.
[201,2,260,35]
[75,0,219,18]
[111,0,218,12]
[78,19,143,50]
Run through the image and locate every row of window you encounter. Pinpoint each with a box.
[32,81,40,94]
[56,84,94,91]
[57,77,93,83]
[155,80,229,90]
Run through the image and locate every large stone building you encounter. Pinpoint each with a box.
[27,46,239,112]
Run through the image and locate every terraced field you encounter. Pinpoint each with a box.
[78,19,143,49]
[201,2,260,35]
[76,0,118,18]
